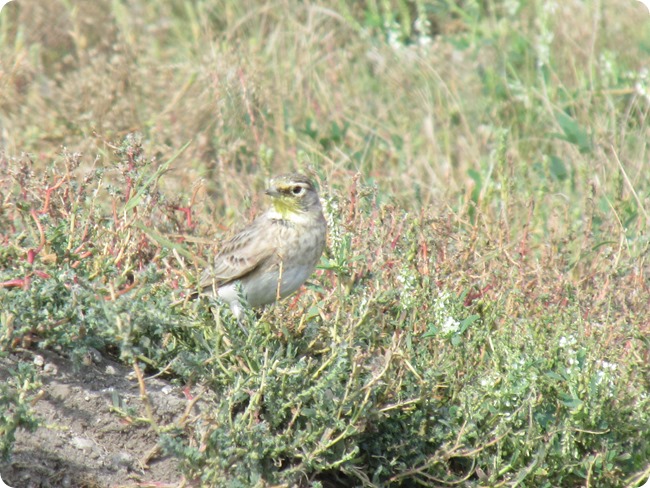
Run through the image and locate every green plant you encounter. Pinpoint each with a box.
[0,360,40,461]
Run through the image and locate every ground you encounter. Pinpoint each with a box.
[0,350,190,488]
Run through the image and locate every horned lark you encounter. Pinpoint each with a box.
[198,173,327,318]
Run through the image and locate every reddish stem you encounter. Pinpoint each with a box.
[174,206,194,228]
[28,209,46,263]
[124,175,133,203]
[0,278,28,289]
[103,281,137,301]
[40,176,66,214]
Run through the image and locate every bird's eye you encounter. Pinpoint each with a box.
[291,186,305,196]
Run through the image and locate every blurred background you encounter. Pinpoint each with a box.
[2,0,648,213]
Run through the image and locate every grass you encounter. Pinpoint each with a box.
[1,0,649,486]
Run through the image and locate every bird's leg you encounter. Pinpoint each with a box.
[231,301,249,335]
[275,260,284,302]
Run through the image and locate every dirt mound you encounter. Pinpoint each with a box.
[0,350,189,487]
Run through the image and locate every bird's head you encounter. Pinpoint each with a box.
[265,173,322,220]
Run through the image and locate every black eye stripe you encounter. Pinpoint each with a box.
[279,184,309,194]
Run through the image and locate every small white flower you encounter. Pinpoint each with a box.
[441,316,460,335]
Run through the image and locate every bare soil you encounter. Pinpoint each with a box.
[0,350,191,488]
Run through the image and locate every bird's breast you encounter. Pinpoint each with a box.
[242,265,316,307]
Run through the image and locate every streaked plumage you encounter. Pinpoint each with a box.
[199,173,327,318]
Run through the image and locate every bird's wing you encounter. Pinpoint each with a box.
[198,217,277,290]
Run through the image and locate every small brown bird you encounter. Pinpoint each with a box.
[198,173,327,318]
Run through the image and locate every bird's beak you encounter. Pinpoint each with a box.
[265,186,280,197]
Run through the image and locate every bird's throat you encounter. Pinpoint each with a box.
[271,197,301,220]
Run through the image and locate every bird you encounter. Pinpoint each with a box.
[197,173,327,319]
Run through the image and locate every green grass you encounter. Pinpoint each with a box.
[1,0,649,486]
